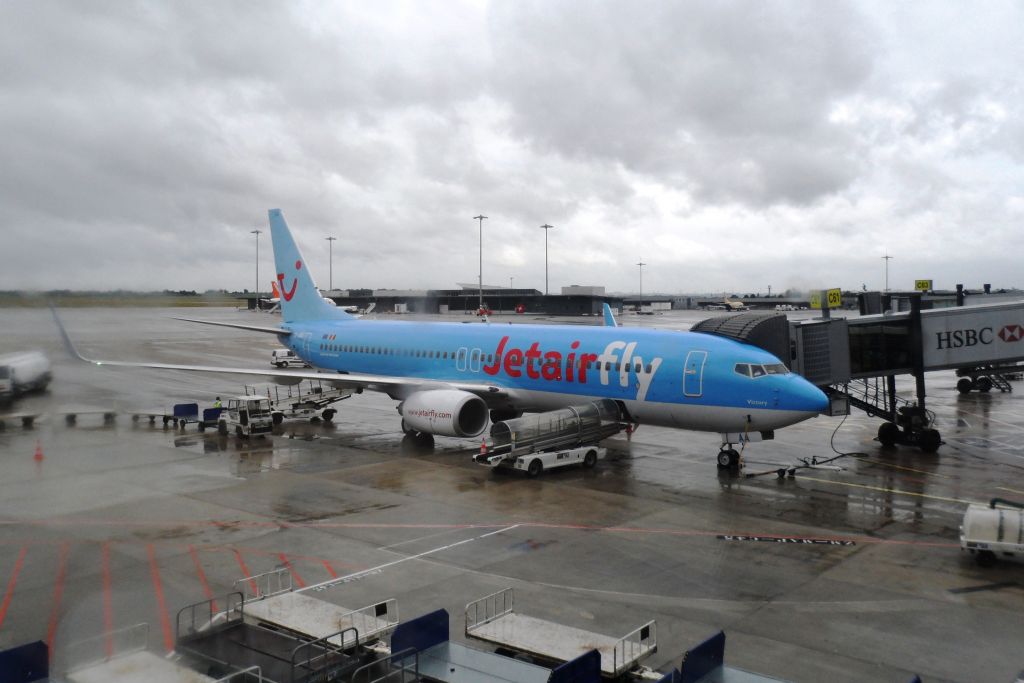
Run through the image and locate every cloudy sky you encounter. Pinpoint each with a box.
[2,1,1022,295]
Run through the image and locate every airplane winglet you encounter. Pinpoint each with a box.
[602,303,619,327]
[49,303,92,364]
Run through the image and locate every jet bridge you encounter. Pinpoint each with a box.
[693,298,1024,452]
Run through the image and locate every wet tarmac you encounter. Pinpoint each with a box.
[1,306,1023,682]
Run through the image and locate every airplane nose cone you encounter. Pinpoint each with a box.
[779,375,830,414]
[799,379,830,414]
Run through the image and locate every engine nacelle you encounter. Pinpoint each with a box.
[400,389,489,438]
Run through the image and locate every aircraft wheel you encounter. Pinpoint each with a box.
[527,459,543,477]
[276,362,287,368]
[415,432,434,449]
[977,377,993,393]
[583,450,597,468]
[716,449,739,470]
[956,378,974,394]
[919,428,941,454]
[877,422,900,447]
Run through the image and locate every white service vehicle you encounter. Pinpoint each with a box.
[270,348,309,368]
[960,498,1024,566]
[507,446,604,477]
[217,395,274,438]
[0,351,51,405]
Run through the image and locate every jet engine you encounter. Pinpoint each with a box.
[399,389,489,438]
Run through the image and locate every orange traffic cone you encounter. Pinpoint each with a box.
[33,440,44,462]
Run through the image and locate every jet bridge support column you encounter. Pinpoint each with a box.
[879,294,941,452]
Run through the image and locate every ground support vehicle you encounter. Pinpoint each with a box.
[236,567,399,651]
[383,608,605,683]
[961,498,1024,566]
[0,351,51,406]
[474,399,625,477]
[271,348,310,368]
[464,588,657,679]
[482,445,605,477]
[217,396,274,438]
[176,593,366,683]
[675,631,788,683]
[243,380,353,424]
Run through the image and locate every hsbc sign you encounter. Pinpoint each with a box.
[922,307,1024,370]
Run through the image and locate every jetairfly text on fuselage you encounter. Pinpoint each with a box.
[482,335,663,401]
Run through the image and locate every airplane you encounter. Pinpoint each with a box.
[263,280,359,314]
[54,209,829,471]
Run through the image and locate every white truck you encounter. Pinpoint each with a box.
[217,395,274,438]
[270,348,309,368]
[960,498,1024,566]
[0,351,51,405]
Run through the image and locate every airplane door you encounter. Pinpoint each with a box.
[683,350,708,397]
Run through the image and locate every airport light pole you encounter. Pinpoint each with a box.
[250,229,261,299]
[325,236,337,291]
[474,215,487,312]
[510,276,514,289]
[636,258,646,311]
[539,224,554,295]
[882,252,893,292]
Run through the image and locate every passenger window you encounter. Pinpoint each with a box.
[645,364,652,373]
[634,363,641,373]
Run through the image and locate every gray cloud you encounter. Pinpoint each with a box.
[1,1,1023,293]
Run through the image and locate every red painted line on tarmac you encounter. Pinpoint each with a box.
[102,542,113,659]
[189,545,217,612]
[46,542,70,654]
[147,544,173,652]
[0,545,28,632]
[322,560,338,579]
[279,553,305,588]
[234,549,258,596]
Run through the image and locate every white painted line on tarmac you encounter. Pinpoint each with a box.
[301,524,520,593]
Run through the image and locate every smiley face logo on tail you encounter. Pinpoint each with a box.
[277,260,302,301]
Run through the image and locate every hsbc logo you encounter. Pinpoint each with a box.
[999,324,1024,342]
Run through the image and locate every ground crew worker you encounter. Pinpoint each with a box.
[213,396,222,408]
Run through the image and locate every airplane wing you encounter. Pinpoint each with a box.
[51,306,505,401]
[171,317,292,335]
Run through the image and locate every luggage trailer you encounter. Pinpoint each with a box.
[464,588,659,680]
[174,568,399,682]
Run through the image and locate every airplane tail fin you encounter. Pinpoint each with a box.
[268,209,354,323]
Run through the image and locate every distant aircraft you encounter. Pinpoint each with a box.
[263,280,357,314]
[55,210,828,471]
[723,298,748,311]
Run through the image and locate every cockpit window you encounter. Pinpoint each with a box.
[736,362,789,378]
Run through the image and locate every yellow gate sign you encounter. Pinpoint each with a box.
[810,288,842,310]
[915,279,933,292]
